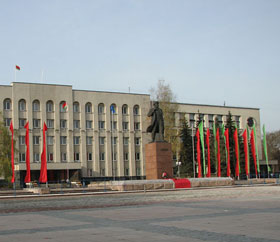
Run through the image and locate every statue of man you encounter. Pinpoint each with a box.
[146,101,164,142]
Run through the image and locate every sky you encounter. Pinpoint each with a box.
[0,0,279,131]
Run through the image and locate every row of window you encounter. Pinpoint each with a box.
[18,151,141,162]
[19,136,141,146]
[3,99,140,115]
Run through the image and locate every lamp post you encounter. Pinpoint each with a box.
[176,161,182,178]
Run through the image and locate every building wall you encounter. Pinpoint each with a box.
[0,82,262,181]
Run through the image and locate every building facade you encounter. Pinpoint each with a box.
[0,82,264,183]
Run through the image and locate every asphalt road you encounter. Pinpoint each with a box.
[0,185,279,242]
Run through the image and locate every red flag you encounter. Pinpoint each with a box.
[196,129,202,178]
[10,121,15,183]
[206,128,211,177]
[216,128,221,177]
[24,122,31,183]
[233,128,240,177]
[242,129,249,177]
[250,130,258,178]
[224,128,231,177]
[39,122,48,183]
[15,65,20,70]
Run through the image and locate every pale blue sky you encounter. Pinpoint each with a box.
[0,0,279,131]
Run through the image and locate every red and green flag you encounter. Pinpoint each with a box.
[233,127,240,178]
[196,128,202,178]
[198,121,206,176]
[206,128,211,177]
[262,124,271,174]
[224,128,231,177]
[39,122,48,183]
[242,129,249,177]
[216,127,221,177]
[250,129,258,178]
[62,101,67,111]
[253,124,260,174]
[15,65,20,70]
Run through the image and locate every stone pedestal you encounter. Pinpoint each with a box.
[145,142,173,180]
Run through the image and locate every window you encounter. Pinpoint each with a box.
[60,101,67,112]
[4,99,11,110]
[60,136,67,145]
[74,152,80,161]
[112,137,117,145]
[19,136,25,145]
[136,167,141,176]
[100,168,105,176]
[124,152,129,161]
[61,152,67,162]
[4,118,11,127]
[135,152,140,161]
[19,119,26,128]
[34,153,40,163]
[46,101,53,112]
[86,120,92,129]
[134,122,140,130]
[19,99,26,111]
[85,103,92,113]
[125,168,129,176]
[98,103,104,114]
[122,105,128,114]
[99,152,105,161]
[47,153,54,162]
[47,119,54,129]
[60,120,67,129]
[47,136,53,145]
[133,105,139,115]
[98,121,105,130]
[112,152,117,161]
[33,119,40,129]
[235,116,240,128]
[122,122,129,131]
[87,152,92,161]
[73,136,80,145]
[111,121,117,130]
[74,120,80,129]
[73,102,79,112]
[135,137,140,146]
[110,104,116,114]
[32,100,40,111]
[123,137,129,145]
[86,136,92,145]
[208,114,214,129]
[99,137,105,145]
[33,136,40,145]
[19,153,25,162]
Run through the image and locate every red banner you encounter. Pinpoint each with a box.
[196,129,202,178]
[9,121,15,183]
[233,128,240,177]
[216,128,221,177]
[250,130,258,178]
[24,122,31,183]
[206,128,211,177]
[224,128,231,177]
[242,129,249,177]
[39,122,48,183]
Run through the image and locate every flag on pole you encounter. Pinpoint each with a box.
[15,65,20,70]
[222,124,228,168]
[250,129,258,178]
[224,128,231,177]
[233,128,240,178]
[198,122,206,176]
[216,127,221,177]
[110,105,115,114]
[24,122,31,183]
[196,129,202,178]
[213,122,218,172]
[206,128,211,177]
[242,129,249,177]
[262,124,271,173]
[39,122,48,183]
[253,124,260,174]
[9,121,15,183]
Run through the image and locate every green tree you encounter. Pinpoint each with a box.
[0,115,12,183]
[178,117,193,177]
[150,80,179,154]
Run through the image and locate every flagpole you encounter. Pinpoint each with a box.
[192,126,195,178]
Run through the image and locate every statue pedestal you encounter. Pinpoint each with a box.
[145,142,173,180]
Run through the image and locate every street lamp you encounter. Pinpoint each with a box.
[176,161,182,178]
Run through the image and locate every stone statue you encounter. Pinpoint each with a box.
[146,101,164,142]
